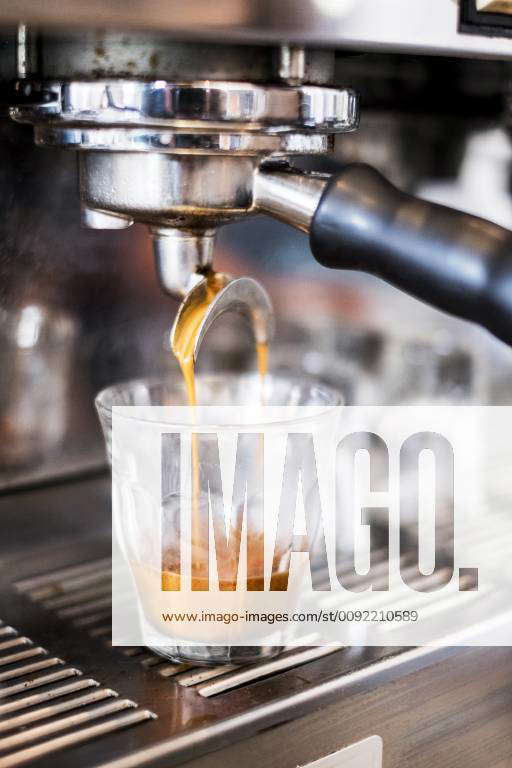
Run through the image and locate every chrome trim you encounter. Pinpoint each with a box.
[0,618,155,767]
[73,610,113,628]
[0,679,100,716]
[14,557,112,594]
[0,688,114,730]
[0,658,62,683]
[0,699,137,752]
[153,228,215,298]
[0,648,46,667]
[0,638,31,652]
[33,127,332,155]
[175,665,237,686]
[0,668,82,699]
[43,583,111,610]
[12,81,359,135]
[58,595,111,618]
[197,647,340,698]
[254,167,328,233]
[0,710,155,768]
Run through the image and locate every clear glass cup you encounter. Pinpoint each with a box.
[96,372,342,665]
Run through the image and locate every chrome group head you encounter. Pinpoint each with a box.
[11,76,358,297]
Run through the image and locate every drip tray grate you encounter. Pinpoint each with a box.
[0,477,498,768]
[15,557,350,698]
[0,619,155,768]
[14,547,474,700]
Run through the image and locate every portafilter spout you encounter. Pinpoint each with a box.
[152,228,216,298]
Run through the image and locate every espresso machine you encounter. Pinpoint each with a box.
[2,2,512,767]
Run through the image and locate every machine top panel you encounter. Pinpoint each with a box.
[2,0,512,59]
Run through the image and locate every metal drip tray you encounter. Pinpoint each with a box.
[14,556,346,700]
[0,616,154,768]
[0,475,510,768]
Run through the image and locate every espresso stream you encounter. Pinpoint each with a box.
[171,271,269,404]
[163,270,286,592]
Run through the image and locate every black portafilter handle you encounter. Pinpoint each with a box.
[309,163,512,346]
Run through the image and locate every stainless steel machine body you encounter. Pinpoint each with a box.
[2,3,512,767]
[2,0,512,56]
[0,475,508,768]
[9,21,512,348]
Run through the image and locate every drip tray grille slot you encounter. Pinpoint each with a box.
[0,619,155,768]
